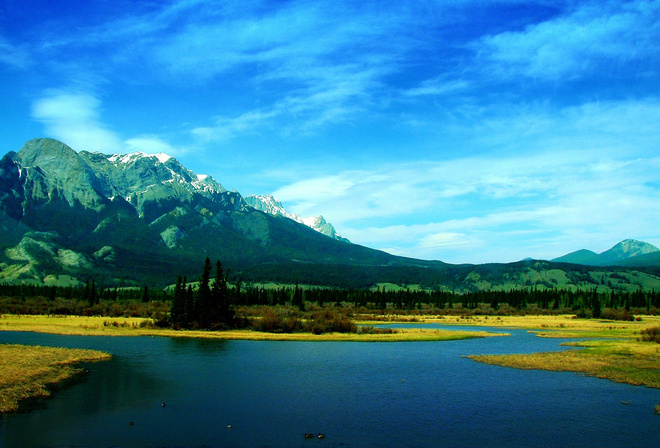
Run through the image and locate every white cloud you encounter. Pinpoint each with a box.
[476,0,660,80]
[31,91,125,153]
[125,136,188,157]
[31,91,189,157]
[272,139,660,263]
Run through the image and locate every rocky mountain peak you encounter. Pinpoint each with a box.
[600,239,660,264]
[245,194,348,242]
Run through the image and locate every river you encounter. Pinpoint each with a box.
[1,326,659,447]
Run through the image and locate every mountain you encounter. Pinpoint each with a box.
[552,239,660,266]
[244,194,348,242]
[0,138,421,286]
[551,249,602,266]
[3,138,660,293]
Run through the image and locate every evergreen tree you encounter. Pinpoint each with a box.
[184,283,194,327]
[292,282,304,310]
[196,257,213,327]
[211,260,234,327]
[171,276,186,327]
[591,289,601,318]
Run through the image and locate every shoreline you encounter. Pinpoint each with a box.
[2,313,659,408]
[0,314,506,342]
[0,343,111,413]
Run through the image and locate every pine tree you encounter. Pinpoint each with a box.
[196,257,213,327]
[171,276,186,327]
[210,261,234,328]
[184,283,194,327]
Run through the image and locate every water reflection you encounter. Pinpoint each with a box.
[167,337,230,356]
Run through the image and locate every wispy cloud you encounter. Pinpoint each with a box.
[476,0,660,80]
[272,98,660,263]
[32,91,189,156]
[31,91,125,154]
[0,36,31,69]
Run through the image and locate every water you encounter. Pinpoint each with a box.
[1,326,659,448]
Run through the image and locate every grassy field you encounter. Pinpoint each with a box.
[0,314,505,342]
[448,315,660,392]
[469,338,660,388]
[0,344,110,413]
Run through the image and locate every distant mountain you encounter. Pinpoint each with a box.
[0,138,415,286]
[552,249,602,266]
[552,239,660,266]
[3,138,660,293]
[245,194,348,242]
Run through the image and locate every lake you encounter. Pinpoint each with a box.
[1,326,659,447]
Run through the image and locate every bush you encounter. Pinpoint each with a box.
[640,326,660,343]
[357,325,396,335]
[251,308,303,333]
[304,308,357,334]
[600,308,635,321]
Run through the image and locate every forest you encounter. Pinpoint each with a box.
[1,258,660,332]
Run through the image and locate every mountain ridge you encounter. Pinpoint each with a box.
[244,194,348,242]
[2,138,660,293]
[0,138,411,286]
[552,239,660,266]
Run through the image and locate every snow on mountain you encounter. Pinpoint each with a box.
[245,194,349,242]
[103,150,226,197]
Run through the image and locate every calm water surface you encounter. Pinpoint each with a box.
[1,325,659,448]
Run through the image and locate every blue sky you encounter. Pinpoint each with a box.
[1,0,659,264]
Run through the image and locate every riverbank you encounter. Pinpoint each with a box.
[0,314,505,342]
[448,315,660,390]
[0,344,111,413]
[469,338,660,389]
[3,313,659,392]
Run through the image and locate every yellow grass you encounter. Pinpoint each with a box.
[469,338,660,388]
[448,314,660,391]
[0,314,505,342]
[386,314,660,338]
[0,344,111,413]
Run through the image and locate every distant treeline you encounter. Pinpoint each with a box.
[1,260,660,322]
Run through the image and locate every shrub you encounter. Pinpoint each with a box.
[640,326,660,343]
[304,308,357,334]
[357,325,396,335]
[600,308,635,321]
[251,308,303,333]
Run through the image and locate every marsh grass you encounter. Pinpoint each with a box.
[469,339,660,388]
[0,314,504,341]
[0,344,110,413]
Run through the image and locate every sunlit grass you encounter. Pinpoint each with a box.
[458,315,660,394]
[469,338,660,388]
[395,314,660,338]
[0,314,505,341]
[0,344,110,413]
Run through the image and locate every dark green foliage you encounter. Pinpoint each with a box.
[210,261,235,328]
[195,257,213,327]
[170,276,186,327]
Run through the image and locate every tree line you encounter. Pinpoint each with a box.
[2,259,660,322]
